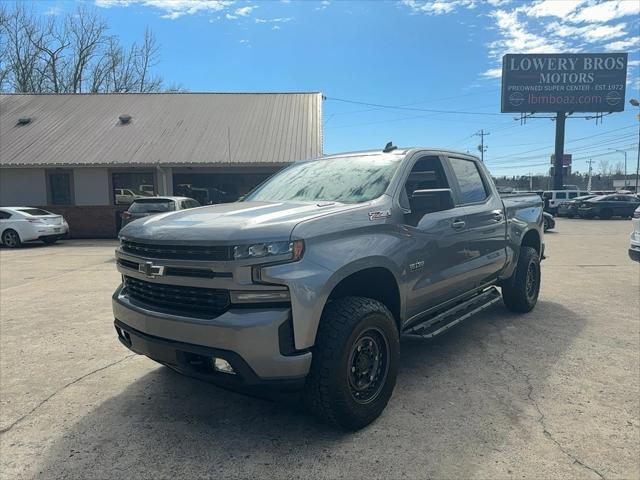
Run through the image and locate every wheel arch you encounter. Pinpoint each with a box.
[326,266,402,332]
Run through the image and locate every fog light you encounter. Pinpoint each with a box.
[212,357,235,375]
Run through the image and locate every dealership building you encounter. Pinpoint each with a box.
[0,92,323,237]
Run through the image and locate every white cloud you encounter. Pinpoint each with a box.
[481,68,503,79]
[272,25,281,30]
[604,37,640,51]
[400,0,477,15]
[44,5,62,15]
[569,0,640,23]
[523,0,587,19]
[315,0,330,11]
[255,17,292,24]
[234,5,257,17]
[95,0,233,19]
[225,13,237,20]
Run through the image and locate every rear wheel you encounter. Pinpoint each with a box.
[543,216,550,232]
[1,229,22,248]
[42,237,58,245]
[501,246,540,313]
[303,296,399,430]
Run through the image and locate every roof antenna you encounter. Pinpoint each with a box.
[383,141,397,153]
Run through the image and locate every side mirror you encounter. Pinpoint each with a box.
[410,188,455,215]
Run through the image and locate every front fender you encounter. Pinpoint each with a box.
[261,253,404,351]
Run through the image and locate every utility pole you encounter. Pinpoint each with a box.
[474,130,489,162]
[586,158,594,192]
[529,172,533,191]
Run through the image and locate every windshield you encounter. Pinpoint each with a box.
[244,154,403,204]
[128,199,175,213]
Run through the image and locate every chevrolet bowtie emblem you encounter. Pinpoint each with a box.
[139,261,165,278]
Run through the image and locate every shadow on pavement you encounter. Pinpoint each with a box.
[38,301,585,479]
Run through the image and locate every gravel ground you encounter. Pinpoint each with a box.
[0,219,638,479]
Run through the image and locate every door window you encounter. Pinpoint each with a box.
[569,192,578,198]
[448,158,488,204]
[555,192,567,199]
[0,211,11,219]
[402,156,453,226]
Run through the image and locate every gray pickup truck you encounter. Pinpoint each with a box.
[113,146,544,430]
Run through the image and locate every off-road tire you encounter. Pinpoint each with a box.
[501,246,540,313]
[303,296,400,430]
[1,229,22,248]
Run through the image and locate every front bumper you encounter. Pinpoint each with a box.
[113,285,312,385]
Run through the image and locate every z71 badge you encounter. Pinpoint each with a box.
[368,210,391,221]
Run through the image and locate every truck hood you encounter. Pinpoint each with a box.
[120,200,358,243]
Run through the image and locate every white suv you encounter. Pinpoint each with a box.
[630,206,640,262]
[0,207,69,248]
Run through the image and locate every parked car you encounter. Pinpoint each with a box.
[578,194,640,219]
[113,146,544,430]
[556,194,597,217]
[543,212,555,232]
[542,190,590,214]
[629,206,640,262]
[121,196,200,228]
[0,207,69,248]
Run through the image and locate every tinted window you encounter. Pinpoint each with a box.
[543,192,552,199]
[17,208,53,216]
[448,158,487,204]
[569,192,578,198]
[556,192,567,199]
[128,199,175,213]
[49,172,73,205]
[405,156,450,197]
[245,155,403,204]
[0,211,11,219]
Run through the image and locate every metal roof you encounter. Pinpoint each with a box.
[0,92,323,167]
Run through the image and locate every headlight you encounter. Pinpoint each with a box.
[233,239,304,261]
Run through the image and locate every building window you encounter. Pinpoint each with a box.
[48,171,73,205]
[112,172,155,205]
[173,172,273,205]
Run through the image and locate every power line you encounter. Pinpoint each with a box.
[485,125,638,163]
[325,96,505,116]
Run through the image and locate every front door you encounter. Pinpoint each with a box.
[400,155,471,320]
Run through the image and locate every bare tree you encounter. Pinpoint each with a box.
[135,27,161,92]
[598,159,611,176]
[613,161,625,176]
[0,3,165,94]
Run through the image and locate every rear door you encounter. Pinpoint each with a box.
[399,154,472,318]
[446,156,507,289]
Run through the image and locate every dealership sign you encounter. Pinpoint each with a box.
[501,53,628,113]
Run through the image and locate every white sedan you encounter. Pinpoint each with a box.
[630,206,640,262]
[0,207,69,248]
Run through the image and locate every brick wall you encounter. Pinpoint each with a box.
[38,205,126,238]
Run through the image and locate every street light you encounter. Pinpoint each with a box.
[630,99,640,192]
[608,148,627,187]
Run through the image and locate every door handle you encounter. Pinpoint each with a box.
[491,212,504,222]
[451,219,466,230]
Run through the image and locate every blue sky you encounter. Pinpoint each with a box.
[33,0,640,176]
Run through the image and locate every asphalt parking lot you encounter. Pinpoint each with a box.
[1,219,638,479]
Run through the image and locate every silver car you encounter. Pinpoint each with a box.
[120,196,200,228]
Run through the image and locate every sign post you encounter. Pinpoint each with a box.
[501,53,628,190]
[553,112,566,190]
